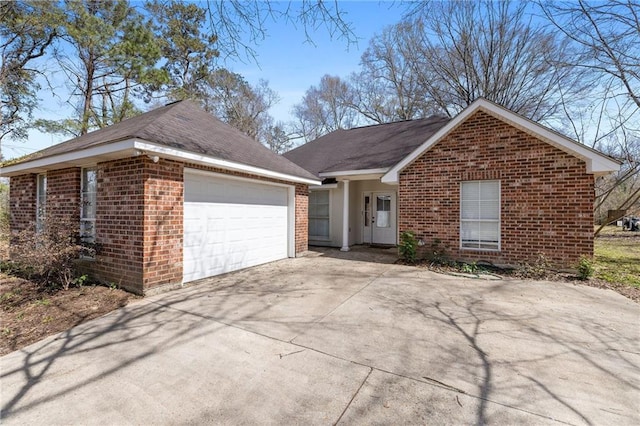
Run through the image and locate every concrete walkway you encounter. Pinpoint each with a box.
[1,247,639,425]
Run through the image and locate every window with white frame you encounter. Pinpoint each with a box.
[80,167,97,244]
[309,190,330,239]
[460,180,500,250]
[36,174,47,232]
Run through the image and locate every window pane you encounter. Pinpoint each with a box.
[83,168,97,193]
[309,218,329,238]
[480,201,499,219]
[315,204,329,217]
[479,222,499,242]
[314,190,329,203]
[376,211,390,228]
[376,195,391,212]
[480,181,499,200]
[461,180,500,250]
[461,200,480,219]
[461,182,479,200]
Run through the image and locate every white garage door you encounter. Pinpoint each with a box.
[183,170,290,283]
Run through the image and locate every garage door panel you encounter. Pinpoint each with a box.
[183,172,290,283]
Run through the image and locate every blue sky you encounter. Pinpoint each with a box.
[4,1,407,160]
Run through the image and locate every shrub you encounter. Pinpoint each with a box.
[10,217,95,290]
[576,255,595,280]
[399,230,418,264]
[516,253,552,280]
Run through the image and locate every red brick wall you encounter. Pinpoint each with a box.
[9,174,37,232]
[295,183,309,254]
[142,159,183,290]
[9,158,309,295]
[399,110,594,267]
[92,158,145,293]
[47,168,80,220]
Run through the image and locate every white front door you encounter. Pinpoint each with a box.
[363,192,396,245]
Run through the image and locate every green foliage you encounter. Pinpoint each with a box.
[0,1,60,144]
[460,262,478,275]
[146,0,219,101]
[576,256,595,280]
[399,230,418,264]
[9,217,96,290]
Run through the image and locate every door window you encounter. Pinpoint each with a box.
[376,195,391,228]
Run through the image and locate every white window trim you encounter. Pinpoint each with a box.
[80,167,97,248]
[309,189,331,241]
[460,180,501,251]
[36,173,46,232]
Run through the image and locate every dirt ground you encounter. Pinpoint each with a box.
[0,274,136,356]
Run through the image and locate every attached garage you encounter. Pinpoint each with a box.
[2,100,319,295]
[183,169,294,283]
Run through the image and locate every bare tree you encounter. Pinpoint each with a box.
[350,21,436,124]
[541,0,639,109]
[204,69,279,142]
[292,74,359,141]
[540,0,640,233]
[204,1,356,62]
[402,0,583,121]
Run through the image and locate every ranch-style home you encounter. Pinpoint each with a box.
[2,101,320,295]
[284,98,620,267]
[2,98,620,296]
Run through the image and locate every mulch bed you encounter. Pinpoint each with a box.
[406,260,640,304]
[0,274,137,356]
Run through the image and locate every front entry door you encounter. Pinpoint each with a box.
[363,192,396,245]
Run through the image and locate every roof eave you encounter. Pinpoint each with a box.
[1,138,321,186]
[319,168,390,181]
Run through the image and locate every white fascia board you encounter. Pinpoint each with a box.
[319,168,389,181]
[0,139,137,177]
[320,168,389,177]
[310,183,338,190]
[0,138,321,186]
[382,98,621,183]
[134,141,321,186]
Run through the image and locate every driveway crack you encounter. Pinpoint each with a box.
[290,267,393,343]
[334,367,372,426]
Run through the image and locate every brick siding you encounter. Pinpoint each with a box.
[399,110,594,267]
[9,174,37,232]
[142,159,183,290]
[9,156,309,295]
[92,157,146,293]
[295,183,309,254]
[47,168,81,219]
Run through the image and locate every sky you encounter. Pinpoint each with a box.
[3,1,407,161]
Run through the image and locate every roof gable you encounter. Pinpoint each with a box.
[1,101,318,183]
[382,98,621,183]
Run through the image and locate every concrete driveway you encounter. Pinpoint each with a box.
[1,248,639,425]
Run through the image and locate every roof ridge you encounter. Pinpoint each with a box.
[346,115,450,131]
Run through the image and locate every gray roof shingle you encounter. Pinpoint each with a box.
[17,100,317,181]
[283,116,451,177]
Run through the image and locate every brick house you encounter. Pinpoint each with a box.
[2,101,319,295]
[284,98,620,267]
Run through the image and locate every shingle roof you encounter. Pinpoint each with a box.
[16,100,317,181]
[283,116,451,177]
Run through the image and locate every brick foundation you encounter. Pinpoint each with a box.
[399,111,595,267]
